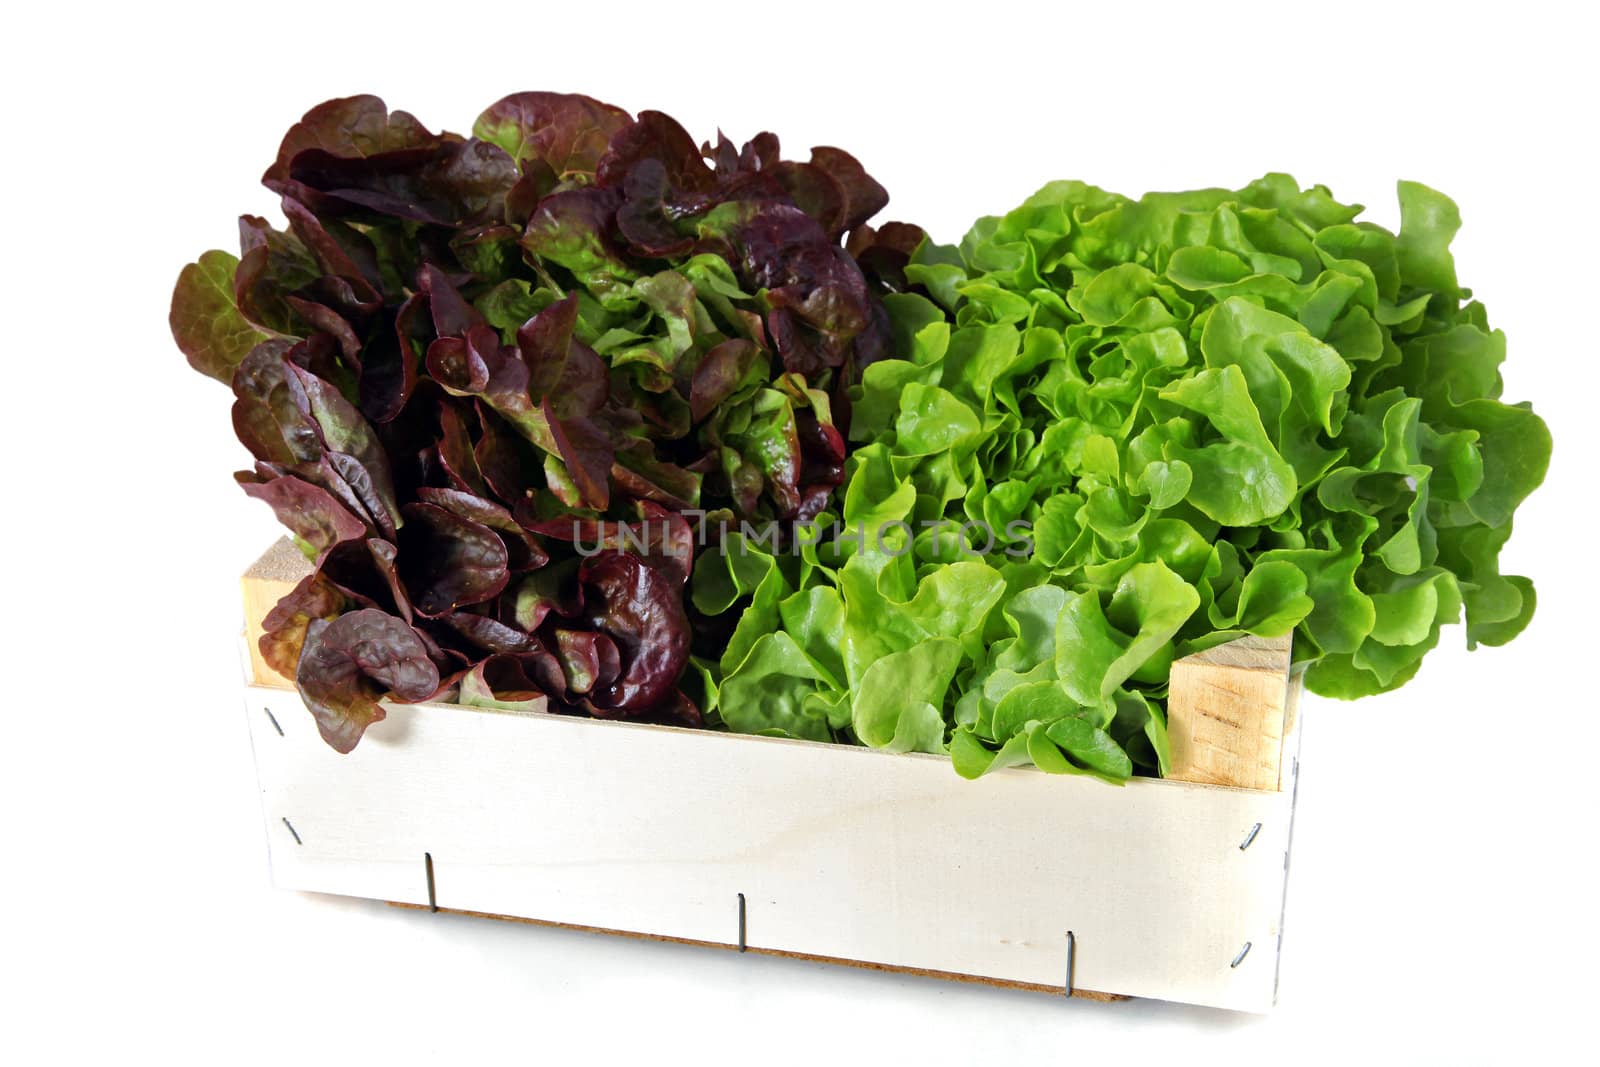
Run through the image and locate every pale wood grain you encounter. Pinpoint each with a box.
[1166,635,1294,791]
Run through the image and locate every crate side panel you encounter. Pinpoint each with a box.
[245,689,1291,1011]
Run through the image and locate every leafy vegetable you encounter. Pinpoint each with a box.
[173,93,906,750]
[695,175,1548,780]
[177,100,1546,778]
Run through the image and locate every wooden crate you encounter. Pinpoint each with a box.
[241,540,1305,1012]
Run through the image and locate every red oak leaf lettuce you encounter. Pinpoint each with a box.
[172,92,912,751]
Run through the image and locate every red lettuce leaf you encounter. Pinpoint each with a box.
[473,92,633,183]
[238,472,368,555]
[264,96,439,186]
[296,609,442,753]
[171,251,272,383]
[259,573,347,681]
[578,551,691,714]
[396,502,511,617]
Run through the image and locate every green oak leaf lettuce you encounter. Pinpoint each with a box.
[694,175,1548,782]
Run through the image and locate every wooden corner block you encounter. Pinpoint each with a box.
[242,538,313,689]
[1166,634,1296,791]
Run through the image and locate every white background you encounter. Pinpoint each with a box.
[5,1,1595,1062]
